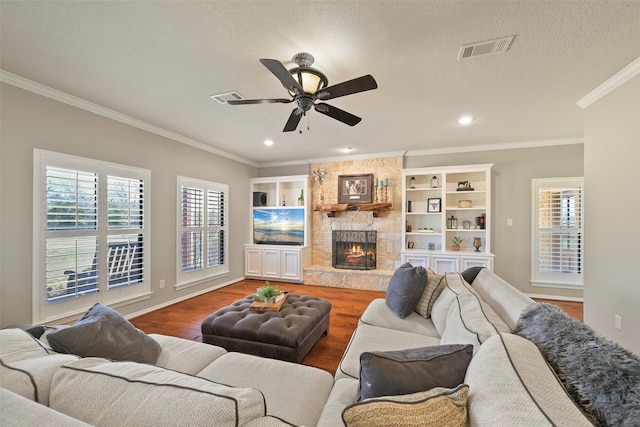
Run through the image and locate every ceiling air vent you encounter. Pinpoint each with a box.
[458,35,515,61]
[210,91,245,104]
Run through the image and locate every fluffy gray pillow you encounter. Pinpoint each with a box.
[358,344,473,400]
[385,262,428,318]
[47,303,161,364]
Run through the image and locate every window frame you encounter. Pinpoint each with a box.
[33,149,151,324]
[176,176,229,289]
[531,177,584,289]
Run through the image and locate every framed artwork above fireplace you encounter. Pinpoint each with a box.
[338,173,373,204]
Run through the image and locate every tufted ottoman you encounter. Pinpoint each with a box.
[201,294,332,363]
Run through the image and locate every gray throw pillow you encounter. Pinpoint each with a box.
[358,344,473,401]
[461,266,485,284]
[385,262,428,318]
[47,303,161,364]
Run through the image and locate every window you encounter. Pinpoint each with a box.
[33,150,150,323]
[531,177,584,289]
[177,176,228,288]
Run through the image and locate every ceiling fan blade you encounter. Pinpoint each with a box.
[260,59,304,95]
[283,108,303,132]
[227,98,293,105]
[315,75,378,100]
[314,103,362,126]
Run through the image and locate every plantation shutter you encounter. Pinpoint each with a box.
[34,150,150,324]
[532,178,584,288]
[177,177,228,287]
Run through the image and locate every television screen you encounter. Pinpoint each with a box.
[253,208,305,245]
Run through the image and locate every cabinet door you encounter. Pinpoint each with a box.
[262,248,281,278]
[280,249,301,281]
[431,255,459,275]
[460,256,494,272]
[401,253,430,268]
[245,247,263,276]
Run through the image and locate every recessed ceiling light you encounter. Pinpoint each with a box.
[264,140,274,146]
[341,147,354,153]
[457,116,475,126]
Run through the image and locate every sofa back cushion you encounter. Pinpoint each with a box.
[0,328,78,405]
[465,334,592,426]
[50,358,267,427]
[470,268,534,331]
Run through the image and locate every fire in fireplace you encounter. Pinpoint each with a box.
[332,230,377,270]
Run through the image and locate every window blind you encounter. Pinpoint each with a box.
[532,178,584,288]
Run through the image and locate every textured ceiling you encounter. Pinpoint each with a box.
[1,1,639,166]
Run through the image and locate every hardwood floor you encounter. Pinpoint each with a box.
[130,279,582,375]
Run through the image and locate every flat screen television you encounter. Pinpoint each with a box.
[253,208,305,245]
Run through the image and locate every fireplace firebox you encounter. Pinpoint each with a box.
[332,230,377,270]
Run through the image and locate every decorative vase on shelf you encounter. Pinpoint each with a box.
[473,237,482,252]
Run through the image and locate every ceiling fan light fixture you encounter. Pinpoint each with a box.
[288,67,328,95]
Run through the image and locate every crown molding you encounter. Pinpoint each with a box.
[576,56,640,109]
[257,151,408,168]
[0,70,258,168]
[404,137,583,157]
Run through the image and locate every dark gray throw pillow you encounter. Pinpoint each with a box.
[358,344,473,401]
[47,303,161,364]
[385,262,428,318]
[461,266,485,284]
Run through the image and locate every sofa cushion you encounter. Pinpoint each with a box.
[358,344,472,400]
[47,303,161,364]
[516,302,640,426]
[359,298,439,337]
[50,357,266,427]
[460,266,485,284]
[414,269,445,319]
[342,384,468,427]
[430,285,458,336]
[317,378,360,427]
[440,292,509,351]
[336,324,440,381]
[0,388,92,427]
[470,268,534,330]
[150,333,226,375]
[198,352,333,427]
[0,328,78,405]
[465,334,592,426]
[385,262,428,319]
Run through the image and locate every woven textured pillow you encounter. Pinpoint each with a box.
[414,269,445,318]
[342,384,468,427]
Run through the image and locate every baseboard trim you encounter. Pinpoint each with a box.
[527,293,583,303]
[124,276,243,320]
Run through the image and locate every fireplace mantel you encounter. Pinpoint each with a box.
[314,202,393,217]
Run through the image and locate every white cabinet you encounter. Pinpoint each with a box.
[245,175,312,283]
[244,245,311,283]
[401,164,494,272]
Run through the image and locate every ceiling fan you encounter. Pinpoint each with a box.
[227,52,378,132]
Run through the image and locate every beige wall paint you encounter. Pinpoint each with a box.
[0,83,256,327]
[584,73,640,355]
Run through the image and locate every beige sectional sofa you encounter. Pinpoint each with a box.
[1,269,594,426]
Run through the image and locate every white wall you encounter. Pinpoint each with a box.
[584,74,640,355]
[0,83,256,327]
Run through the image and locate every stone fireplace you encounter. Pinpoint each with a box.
[332,230,377,270]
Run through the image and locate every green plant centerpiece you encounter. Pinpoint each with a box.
[256,282,280,304]
[451,236,463,251]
